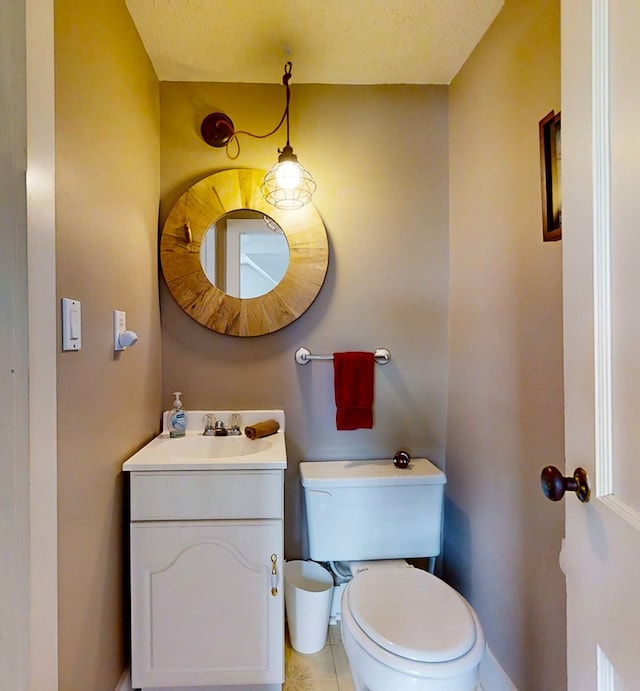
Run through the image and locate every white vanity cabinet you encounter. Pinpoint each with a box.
[128,469,284,690]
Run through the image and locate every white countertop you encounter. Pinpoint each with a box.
[123,410,287,471]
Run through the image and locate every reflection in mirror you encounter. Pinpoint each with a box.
[199,210,289,299]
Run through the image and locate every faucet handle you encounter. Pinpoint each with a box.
[202,413,216,436]
[228,413,242,435]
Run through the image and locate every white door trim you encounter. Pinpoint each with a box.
[26,0,58,688]
[592,0,614,499]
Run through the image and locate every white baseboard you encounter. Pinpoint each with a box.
[114,669,132,691]
[479,646,518,691]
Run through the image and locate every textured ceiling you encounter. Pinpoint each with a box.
[125,0,504,85]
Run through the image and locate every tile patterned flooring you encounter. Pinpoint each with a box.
[284,622,484,691]
[284,623,354,691]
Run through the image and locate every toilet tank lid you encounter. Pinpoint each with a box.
[299,458,446,488]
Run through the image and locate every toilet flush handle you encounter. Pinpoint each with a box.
[393,450,411,469]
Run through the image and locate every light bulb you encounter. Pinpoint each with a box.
[275,160,302,190]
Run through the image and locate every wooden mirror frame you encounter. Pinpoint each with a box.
[161,169,329,336]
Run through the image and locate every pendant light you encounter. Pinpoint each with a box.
[260,63,316,209]
[200,62,316,210]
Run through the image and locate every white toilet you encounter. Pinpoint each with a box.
[300,458,485,691]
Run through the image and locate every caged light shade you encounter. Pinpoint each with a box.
[261,144,316,210]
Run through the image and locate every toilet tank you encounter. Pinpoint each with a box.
[300,458,446,562]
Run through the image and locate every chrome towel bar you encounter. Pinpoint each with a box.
[294,347,391,366]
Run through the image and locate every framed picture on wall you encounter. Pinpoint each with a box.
[539,110,562,242]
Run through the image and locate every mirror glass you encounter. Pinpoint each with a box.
[199,210,289,299]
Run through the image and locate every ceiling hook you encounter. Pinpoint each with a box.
[283,61,292,85]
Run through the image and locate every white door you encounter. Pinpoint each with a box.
[561,0,640,687]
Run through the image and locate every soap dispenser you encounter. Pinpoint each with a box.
[168,392,187,438]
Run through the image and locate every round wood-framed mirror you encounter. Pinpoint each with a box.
[160,169,329,336]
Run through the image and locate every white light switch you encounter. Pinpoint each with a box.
[62,298,82,351]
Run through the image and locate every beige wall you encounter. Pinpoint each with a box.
[446,1,565,689]
[51,1,564,686]
[159,82,450,557]
[54,0,161,688]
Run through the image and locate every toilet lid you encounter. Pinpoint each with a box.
[346,568,477,663]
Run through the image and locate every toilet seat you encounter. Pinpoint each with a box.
[346,568,477,663]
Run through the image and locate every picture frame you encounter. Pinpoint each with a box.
[539,110,562,241]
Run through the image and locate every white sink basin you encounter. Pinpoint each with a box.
[123,409,286,471]
[159,434,274,459]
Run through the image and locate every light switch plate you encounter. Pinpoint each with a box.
[61,298,82,351]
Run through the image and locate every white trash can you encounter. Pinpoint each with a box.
[284,560,334,654]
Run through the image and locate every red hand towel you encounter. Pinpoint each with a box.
[333,351,375,430]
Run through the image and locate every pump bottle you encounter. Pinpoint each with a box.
[168,392,187,438]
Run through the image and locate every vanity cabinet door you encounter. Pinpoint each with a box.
[130,520,284,689]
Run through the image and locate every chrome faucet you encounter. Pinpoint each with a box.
[203,414,215,436]
[213,419,228,436]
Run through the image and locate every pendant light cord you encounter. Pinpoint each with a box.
[225,62,292,159]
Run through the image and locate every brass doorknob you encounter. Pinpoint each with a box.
[541,466,591,503]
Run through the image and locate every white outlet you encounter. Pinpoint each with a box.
[114,310,127,351]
